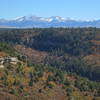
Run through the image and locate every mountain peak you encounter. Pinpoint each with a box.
[0,16,100,28]
[50,16,67,22]
[13,16,69,22]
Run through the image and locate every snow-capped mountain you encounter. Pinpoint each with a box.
[0,16,100,28]
[12,16,68,22]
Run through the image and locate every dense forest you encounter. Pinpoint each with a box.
[0,28,100,100]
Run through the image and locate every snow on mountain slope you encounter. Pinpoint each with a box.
[0,16,100,28]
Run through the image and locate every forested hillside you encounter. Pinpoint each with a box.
[0,28,100,100]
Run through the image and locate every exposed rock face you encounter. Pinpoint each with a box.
[0,65,4,68]
[0,56,18,68]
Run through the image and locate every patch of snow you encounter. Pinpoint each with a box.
[40,18,53,22]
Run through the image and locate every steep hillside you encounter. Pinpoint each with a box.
[15,44,47,64]
[0,28,100,100]
[0,43,100,100]
[0,28,100,81]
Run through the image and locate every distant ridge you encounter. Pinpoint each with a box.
[0,16,100,28]
[0,26,16,28]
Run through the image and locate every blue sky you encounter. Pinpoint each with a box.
[0,0,100,20]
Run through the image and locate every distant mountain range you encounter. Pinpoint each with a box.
[0,16,100,28]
